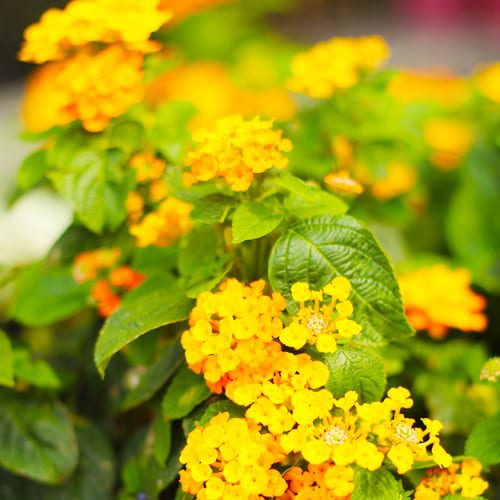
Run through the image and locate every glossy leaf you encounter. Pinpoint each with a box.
[352,468,403,500]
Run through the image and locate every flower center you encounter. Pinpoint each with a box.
[394,423,419,444]
[306,314,328,334]
[324,426,348,445]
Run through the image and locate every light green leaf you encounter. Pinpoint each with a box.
[0,390,78,484]
[121,341,184,410]
[94,282,193,377]
[465,413,500,466]
[17,149,48,191]
[232,201,284,244]
[284,191,348,219]
[0,330,13,387]
[269,215,413,345]
[11,264,90,327]
[352,468,403,500]
[13,349,60,389]
[162,366,211,420]
[317,347,386,403]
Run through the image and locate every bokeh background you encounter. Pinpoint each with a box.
[1,0,499,265]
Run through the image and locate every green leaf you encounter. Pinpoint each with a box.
[108,120,145,152]
[269,215,413,345]
[317,347,386,403]
[162,366,211,420]
[153,417,171,465]
[0,390,78,484]
[11,264,90,327]
[13,349,61,389]
[352,468,403,500]
[94,281,193,377]
[17,149,48,191]
[232,201,284,244]
[284,191,348,219]
[190,194,237,224]
[43,423,115,500]
[121,341,184,410]
[465,413,500,466]
[0,330,14,387]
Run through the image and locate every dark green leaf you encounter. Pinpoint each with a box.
[317,347,386,403]
[153,417,171,465]
[11,264,90,327]
[269,215,413,345]
[162,366,210,420]
[232,201,284,244]
[0,390,78,484]
[13,349,61,389]
[94,281,193,377]
[0,330,13,387]
[121,341,184,410]
[465,413,500,466]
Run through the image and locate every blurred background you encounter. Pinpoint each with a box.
[0,0,499,263]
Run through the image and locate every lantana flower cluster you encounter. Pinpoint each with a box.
[414,459,489,499]
[398,264,487,339]
[183,115,292,191]
[73,247,143,317]
[125,153,193,247]
[288,35,390,99]
[178,279,475,499]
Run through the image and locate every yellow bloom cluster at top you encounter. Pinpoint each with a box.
[183,115,292,192]
[19,0,169,64]
[280,278,361,353]
[398,264,487,339]
[415,459,489,499]
[125,153,193,247]
[288,36,390,99]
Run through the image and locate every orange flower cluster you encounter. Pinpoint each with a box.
[73,248,143,317]
[183,115,292,191]
[415,459,488,499]
[159,0,231,22]
[125,153,193,248]
[399,264,487,339]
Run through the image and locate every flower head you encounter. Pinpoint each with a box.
[473,61,500,104]
[281,278,361,353]
[399,264,487,339]
[183,115,292,192]
[288,36,389,99]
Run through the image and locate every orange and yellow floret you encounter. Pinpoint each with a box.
[398,264,487,339]
[288,36,390,99]
[73,247,143,317]
[415,459,488,499]
[183,115,292,192]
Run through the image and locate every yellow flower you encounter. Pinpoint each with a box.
[399,264,487,339]
[184,115,292,192]
[159,0,231,22]
[473,61,500,104]
[423,118,474,170]
[288,35,389,99]
[324,170,364,196]
[19,0,168,64]
[280,277,361,353]
[387,443,415,474]
[130,153,165,183]
[370,162,418,200]
[179,412,287,499]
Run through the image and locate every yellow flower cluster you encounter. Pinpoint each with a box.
[183,115,292,192]
[473,62,500,104]
[280,279,361,353]
[181,279,286,392]
[125,152,193,247]
[280,464,354,499]
[288,36,390,99]
[423,118,474,170]
[398,264,487,339]
[281,387,452,474]
[19,0,168,64]
[179,412,287,499]
[415,459,489,499]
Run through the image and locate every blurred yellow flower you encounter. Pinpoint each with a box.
[288,35,390,99]
[370,162,418,200]
[399,264,487,339]
[159,0,231,21]
[423,118,473,170]
[473,61,500,104]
